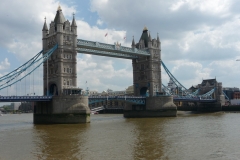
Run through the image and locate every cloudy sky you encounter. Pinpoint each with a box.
[0,0,240,96]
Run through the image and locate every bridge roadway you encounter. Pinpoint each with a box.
[0,96,217,103]
[77,39,150,59]
[0,96,52,102]
[173,97,217,103]
[88,96,146,105]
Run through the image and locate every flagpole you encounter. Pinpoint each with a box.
[105,32,108,44]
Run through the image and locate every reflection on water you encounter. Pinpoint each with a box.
[129,118,167,159]
[1,112,240,160]
[33,124,90,160]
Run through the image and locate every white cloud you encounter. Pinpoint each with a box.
[168,60,211,87]
[170,0,232,17]
[0,0,76,61]
[97,19,103,26]
[0,58,10,71]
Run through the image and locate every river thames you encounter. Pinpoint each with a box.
[0,112,240,160]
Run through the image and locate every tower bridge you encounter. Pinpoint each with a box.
[0,6,225,123]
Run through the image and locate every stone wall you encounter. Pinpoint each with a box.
[34,95,90,124]
[124,96,177,118]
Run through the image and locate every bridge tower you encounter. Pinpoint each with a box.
[132,27,161,97]
[42,5,77,96]
[35,6,90,124]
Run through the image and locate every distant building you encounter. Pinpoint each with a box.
[230,99,240,105]
[82,85,134,97]
[197,78,223,99]
[88,87,131,109]
[9,102,21,110]
[19,102,34,112]
[223,87,239,91]
[126,85,134,96]
[223,87,240,100]
[81,87,99,96]
[233,92,240,99]
[189,85,198,92]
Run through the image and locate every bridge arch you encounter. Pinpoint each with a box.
[49,83,58,96]
[140,87,148,96]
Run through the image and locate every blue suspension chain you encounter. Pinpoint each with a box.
[16,76,17,96]
[33,63,34,95]
[25,74,26,96]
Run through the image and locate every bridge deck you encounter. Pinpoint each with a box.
[77,39,150,59]
[0,96,52,102]
[173,98,217,103]
[0,95,217,103]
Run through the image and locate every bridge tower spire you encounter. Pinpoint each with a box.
[42,6,77,96]
[132,27,162,97]
[131,36,135,48]
[42,17,48,51]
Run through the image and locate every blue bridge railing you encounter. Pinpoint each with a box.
[88,96,146,105]
[0,96,52,102]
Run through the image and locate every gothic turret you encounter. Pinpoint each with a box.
[148,32,152,41]
[42,18,48,31]
[139,26,149,48]
[71,13,77,35]
[148,31,152,48]
[54,5,65,33]
[157,33,160,48]
[131,36,136,48]
[54,5,66,24]
[42,17,48,50]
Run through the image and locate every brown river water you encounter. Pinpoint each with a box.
[0,112,240,160]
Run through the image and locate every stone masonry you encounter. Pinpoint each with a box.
[42,5,77,96]
[132,27,161,97]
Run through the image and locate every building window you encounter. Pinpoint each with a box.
[141,64,144,70]
[67,68,69,73]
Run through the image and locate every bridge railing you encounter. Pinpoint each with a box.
[88,96,146,105]
[77,39,150,56]
[0,96,52,102]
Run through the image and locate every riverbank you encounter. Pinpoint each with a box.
[222,105,240,111]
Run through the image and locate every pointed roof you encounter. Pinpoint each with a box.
[139,26,149,47]
[148,31,152,41]
[157,33,160,42]
[42,17,48,31]
[132,36,135,47]
[143,26,148,31]
[71,13,77,27]
[201,79,216,86]
[54,5,66,24]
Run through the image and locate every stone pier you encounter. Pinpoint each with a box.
[124,96,177,118]
[34,95,90,124]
